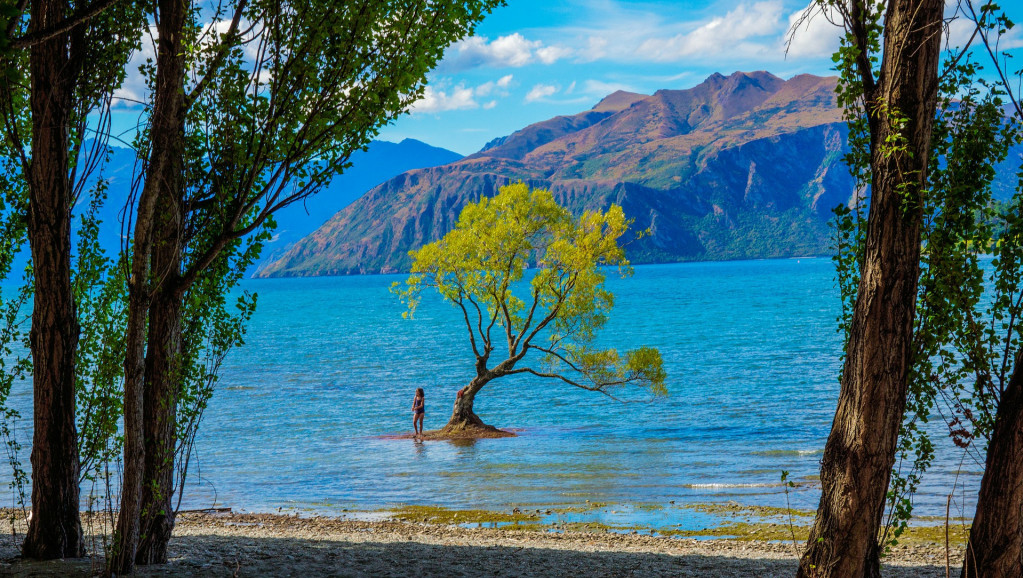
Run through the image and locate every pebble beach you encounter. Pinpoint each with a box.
[1,509,962,577]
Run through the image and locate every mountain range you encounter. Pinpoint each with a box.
[258,138,462,261]
[256,71,860,278]
[31,138,463,275]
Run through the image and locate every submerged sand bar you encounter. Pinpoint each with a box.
[2,509,961,577]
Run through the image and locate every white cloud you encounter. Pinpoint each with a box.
[636,1,785,61]
[537,45,574,64]
[785,3,843,58]
[582,79,635,96]
[523,79,635,106]
[475,74,514,97]
[580,36,610,62]
[113,27,157,108]
[412,85,479,113]
[412,76,515,113]
[1005,35,1023,50]
[531,0,848,66]
[525,83,559,103]
[439,33,571,72]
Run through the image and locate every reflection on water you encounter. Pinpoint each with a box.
[413,440,428,457]
[447,438,479,450]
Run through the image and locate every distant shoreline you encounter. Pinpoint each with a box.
[249,253,835,280]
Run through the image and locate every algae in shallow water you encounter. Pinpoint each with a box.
[684,501,814,519]
[382,503,970,548]
[386,505,540,525]
[659,521,810,541]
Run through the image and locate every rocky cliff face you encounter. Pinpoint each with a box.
[257,71,856,278]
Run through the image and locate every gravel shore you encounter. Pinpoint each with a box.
[1,510,960,577]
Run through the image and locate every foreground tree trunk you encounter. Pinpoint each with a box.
[113,0,187,571]
[797,0,943,576]
[962,352,1023,577]
[136,211,184,565]
[21,0,84,560]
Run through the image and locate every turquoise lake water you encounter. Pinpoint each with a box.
[1,258,983,529]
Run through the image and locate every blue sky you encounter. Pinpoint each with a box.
[380,0,849,154]
[109,0,1023,156]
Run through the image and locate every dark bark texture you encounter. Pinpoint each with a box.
[797,0,944,576]
[445,376,491,431]
[21,0,85,560]
[135,176,185,566]
[962,352,1023,577]
[113,0,186,571]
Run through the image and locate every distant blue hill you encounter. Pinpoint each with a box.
[2,138,462,277]
[260,138,463,261]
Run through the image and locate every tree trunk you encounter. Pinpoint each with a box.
[135,206,184,565]
[112,0,187,571]
[797,1,943,576]
[961,352,1023,577]
[444,377,494,431]
[134,146,185,564]
[21,0,84,560]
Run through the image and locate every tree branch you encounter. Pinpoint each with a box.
[964,0,1023,122]
[454,292,482,359]
[503,367,628,401]
[185,0,248,107]
[848,0,878,100]
[513,286,542,354]
[517,272,578,357]
[10,0,126,50]
[530,344,583,374]
[463,289,490,352]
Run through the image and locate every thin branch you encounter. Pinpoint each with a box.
[185,0,248,107]
[463,290,489,351]
[10,0,126,50]
[454,292,481,359]
[3,0,29,41]
[964,0,1023,121]
[848,0,878,100]
[503,367,627,401]
[513,287,542,353]
[518,272,578,356]
[530,344,583,374]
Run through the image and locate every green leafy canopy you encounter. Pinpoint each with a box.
[394,183,666,398]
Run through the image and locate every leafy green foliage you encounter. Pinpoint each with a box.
[72,175,128,484]
[0,79,29,519]
[171,223,264,504]
[0,152,29,519]
[180,0,505,255]
[396,183,666,398]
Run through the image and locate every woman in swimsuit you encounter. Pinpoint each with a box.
[412,387,425,439]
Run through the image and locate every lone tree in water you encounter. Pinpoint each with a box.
[396,183,666,434]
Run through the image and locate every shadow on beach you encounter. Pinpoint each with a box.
[2,531,954,577]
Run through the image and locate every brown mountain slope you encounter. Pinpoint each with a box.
[256,71,852,278]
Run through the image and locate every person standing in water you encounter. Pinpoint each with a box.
[412,388,425,439]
